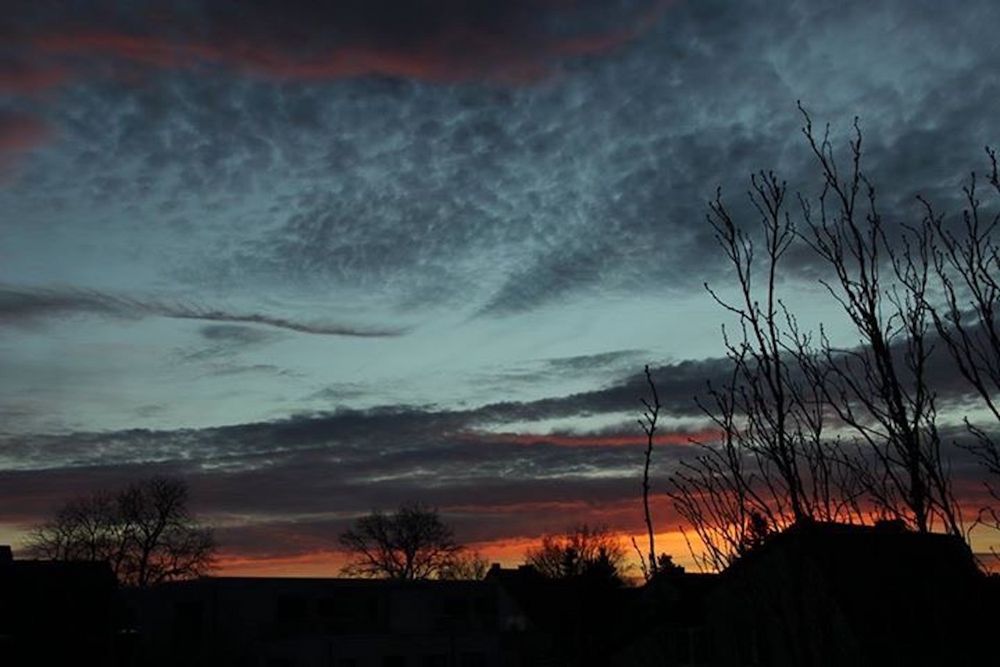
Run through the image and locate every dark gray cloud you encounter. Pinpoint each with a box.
[2,338,997,558]
[199,324,277,344]
[463,349,650,397]
[0,353,733,520]
[0,285,405,336]
[1,400,994,557]
[13,331,984,494]
[0,401,692,545]
[544,350,648,372]
[178,324,286,364]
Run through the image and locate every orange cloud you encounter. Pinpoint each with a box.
[214,550,341,577]
[211,526,702,578]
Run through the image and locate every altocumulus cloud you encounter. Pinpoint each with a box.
[5,0,998,318]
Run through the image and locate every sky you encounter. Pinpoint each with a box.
[2,0,999,574]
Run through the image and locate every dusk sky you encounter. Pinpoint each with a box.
[2,0,999,574]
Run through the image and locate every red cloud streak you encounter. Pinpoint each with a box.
[33,1,674,84]
[0,64,69,93]
[0,114,51,154]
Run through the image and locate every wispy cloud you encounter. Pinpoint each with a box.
[0,285,405,337]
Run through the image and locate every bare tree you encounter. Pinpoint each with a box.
[633,364,661,580]
[665,107,981,569]
[525,524,628,582]
[667,157,864,569]
[338,503,464,580]
[438,551,490,580]
[797,107,961,535]
[119,477,216,587]
[27,476,215,587]
[921,145,1000,552]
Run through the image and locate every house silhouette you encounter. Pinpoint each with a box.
[0,545,118,666]
[704,521,991,667]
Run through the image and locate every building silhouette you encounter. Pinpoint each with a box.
[2,523,996,666]
[703,521,992,667]
[0,545,118,666]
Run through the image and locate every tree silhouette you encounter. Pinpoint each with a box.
[667,114,866,569]
[665,107,989,569]
[796,108,960,536]
[27,476,215,587]
[634,364,662,580]
[921,147,1000,558]
[525,524,628,583]
[438,550,490,580]
[338,503,465,579]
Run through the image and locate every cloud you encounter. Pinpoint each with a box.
[463,428,717,448]
[1,405,994,559]
[2,345,997,562]
[542,349,648,372]
[198,324,279,345]
[0,285,405,337]
[12,1,671,85]
[0,407,685,524]
[0,61,68,93]
[9,0,997,319]
[0,112,51,173]
[175,324,288,367]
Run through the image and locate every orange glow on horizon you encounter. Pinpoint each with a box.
[211,529,702,578]
[211,516,1000,579]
